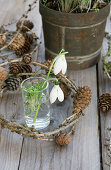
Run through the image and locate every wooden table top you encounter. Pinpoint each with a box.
[0,0,111,170]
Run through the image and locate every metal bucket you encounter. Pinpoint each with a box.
[39,2,110,70]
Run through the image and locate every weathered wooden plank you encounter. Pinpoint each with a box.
[0,1,101,170]
[0,1,25,170]
[98,15,111,170]
[0,0,43,169]
[19,66,100,169]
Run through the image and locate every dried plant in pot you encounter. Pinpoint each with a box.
[39,0,110,70]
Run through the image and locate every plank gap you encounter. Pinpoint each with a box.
[96,64,104,170]
[18,138,24,170]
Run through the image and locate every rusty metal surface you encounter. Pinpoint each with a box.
[40,1,110,70]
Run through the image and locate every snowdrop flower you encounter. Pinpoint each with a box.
[50,84,64,104]
[54,54,67,75]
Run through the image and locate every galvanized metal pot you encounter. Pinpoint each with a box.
[39,2,110,70]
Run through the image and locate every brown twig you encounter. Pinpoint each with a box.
[0,0,38,53]
[0,111,83,139]
[0,58,22,67]
[0,52,14,60]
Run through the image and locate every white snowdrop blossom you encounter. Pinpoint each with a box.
[54,54,67,75]
[50,85,64,104]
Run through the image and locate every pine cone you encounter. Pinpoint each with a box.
[21,64,32,73]
[99,93,111,112]
[16,20,34,32]
[22,54,32,64]
[73,86,92,113]
[99,2,106,9]
[55,133,71,146]
[15,39,31,56]
[0,34,7,46]
[44,60,52,68]
[0,81,2,91]
[59,82,71,98]
[0,67,8,81]
[24,33,33,44]
[16,48,25,56]
[8,33,25,50]
[21,64,32,80]
[9,62,22,74]
[0,26,5,34]
[4,77,22,91]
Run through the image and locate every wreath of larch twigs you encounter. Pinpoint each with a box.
[0,59,89,145]
[0,0,92,146]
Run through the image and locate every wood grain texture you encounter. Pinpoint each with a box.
[0,0,110,170]
[0,0,41,170]
[0,1,25,170]
[98,15,111,170]
[19,68,100,170]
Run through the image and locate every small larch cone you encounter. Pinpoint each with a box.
[55,133,71,146]
[16,48,25,56]
[15,40,31,56]
[73,86,92,113]
[16,20,34,32]
[24,33,33,44]
[59,82,71,98]
[44,60,53,69]
[0,34,7,46]
[9,62,22,74]
[0,67,8,81]
[8,33,25,50]
[4,77,22,91]
[44,60,54,74]
[0,81,2,91]
[99,2,106,9]
[21,64,32,73]
[99,93,111,112]
[22,54,32,64]
[20,64,32,80]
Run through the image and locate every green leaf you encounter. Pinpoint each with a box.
[25,112,31,116]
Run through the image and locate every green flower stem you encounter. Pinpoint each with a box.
[32,78,58,122]
[33,104,40,122]
[33,50,68,122]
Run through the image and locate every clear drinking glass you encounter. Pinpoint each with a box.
[21,77,50,130]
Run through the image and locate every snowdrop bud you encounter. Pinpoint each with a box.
[50,84,64,104]
[54,54,67,75]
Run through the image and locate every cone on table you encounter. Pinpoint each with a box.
[99,93,111,112]
[24,33,33,44]
[8,33,25,50]
[16,20,34,32]
[22,54,32,64]
[4,77,22,91]
[0,34,7,46]
[59,82,71,98]
[21,64,32,73]
[55,133,71,146]
[0,67,8,81]
[9,62,22,74]
[20,64,32,80]
[15,37,31,56]
[73,86,92,113]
